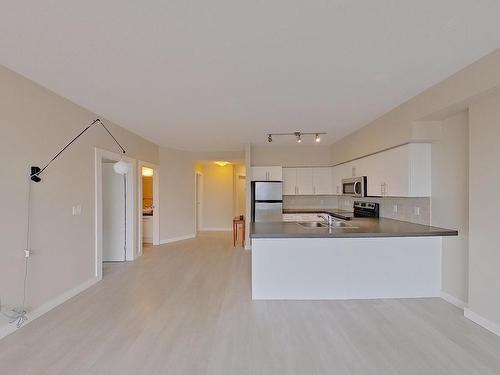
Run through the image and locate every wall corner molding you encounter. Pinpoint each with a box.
[464,308,500,337]
[440,291,467,309]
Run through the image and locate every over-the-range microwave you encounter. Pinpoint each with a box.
[342,176,367,197]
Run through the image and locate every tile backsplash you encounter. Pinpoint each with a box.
[283,195,431,225]
[283,195,339,210]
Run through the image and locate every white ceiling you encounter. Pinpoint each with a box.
[1,1,499,151]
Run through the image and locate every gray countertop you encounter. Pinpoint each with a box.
[251,217,458,239]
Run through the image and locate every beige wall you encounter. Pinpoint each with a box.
[327,48,500,332]
[198,163,234,230]
[330,48,500,164]
[468,93,500,328]
[0,65,158,314]
[233,164,246,218]
[431,112,469,303]
[252,145,331,167]
[159,147,196,241]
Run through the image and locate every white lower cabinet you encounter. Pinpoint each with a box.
[142,216,153,243]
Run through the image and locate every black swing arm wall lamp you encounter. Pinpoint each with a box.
[2,118,128,329]
[30,118,127,182]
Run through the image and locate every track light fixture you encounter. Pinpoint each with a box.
[265,131,326,144]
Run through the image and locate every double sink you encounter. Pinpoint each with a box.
[297,220,357,229]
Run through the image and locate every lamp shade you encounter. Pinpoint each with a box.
[113,160,129,175]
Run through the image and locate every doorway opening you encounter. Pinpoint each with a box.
[194,161,246,235]
[95,148,136,280]
[138,161,160,256]
[102,160,126,262]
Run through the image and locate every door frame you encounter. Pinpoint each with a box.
[138,160,160,256]
[195,172,203,232]
[95,148,136,280]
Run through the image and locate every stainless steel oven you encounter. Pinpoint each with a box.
[342,176,367,197]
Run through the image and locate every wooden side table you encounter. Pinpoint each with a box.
[233,217,245,247]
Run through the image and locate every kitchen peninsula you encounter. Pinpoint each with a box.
[251,203,458,300]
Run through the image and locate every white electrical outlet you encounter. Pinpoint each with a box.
[414,207,420,216]
[393,205,398,213]
[72,205,82,216]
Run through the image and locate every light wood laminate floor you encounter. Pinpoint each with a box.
[1,232,500,375]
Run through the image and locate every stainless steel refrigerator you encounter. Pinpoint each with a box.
[251,181,283,222]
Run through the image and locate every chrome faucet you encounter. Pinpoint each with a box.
[318,214,334,227]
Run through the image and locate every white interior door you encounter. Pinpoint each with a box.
[102,163,126,261]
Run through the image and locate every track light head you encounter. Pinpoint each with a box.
[294,132,302,143]
[268,134,272,143]
[315,133,321,142]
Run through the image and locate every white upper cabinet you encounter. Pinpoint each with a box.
[251,166,282,181]
[282,167,318,195]
[364,151,386,197]
[332,143,431,197]
[261,143,431,197]
[365,143,431,197]
[332,162,351,195]
[296,168,314,195]
[312,167,334,195]
[282,168,297,195]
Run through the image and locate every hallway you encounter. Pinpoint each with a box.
[1,232,500,375]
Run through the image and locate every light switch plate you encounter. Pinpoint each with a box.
[393,205,398,213]
[72,205,82,216]
[414,207,420,216]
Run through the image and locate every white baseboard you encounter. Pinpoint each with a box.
[199,228,232,232]
[0,276,99,340]
[160,234,196,244]
[464,308,500,337]
[440,291,467,309]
